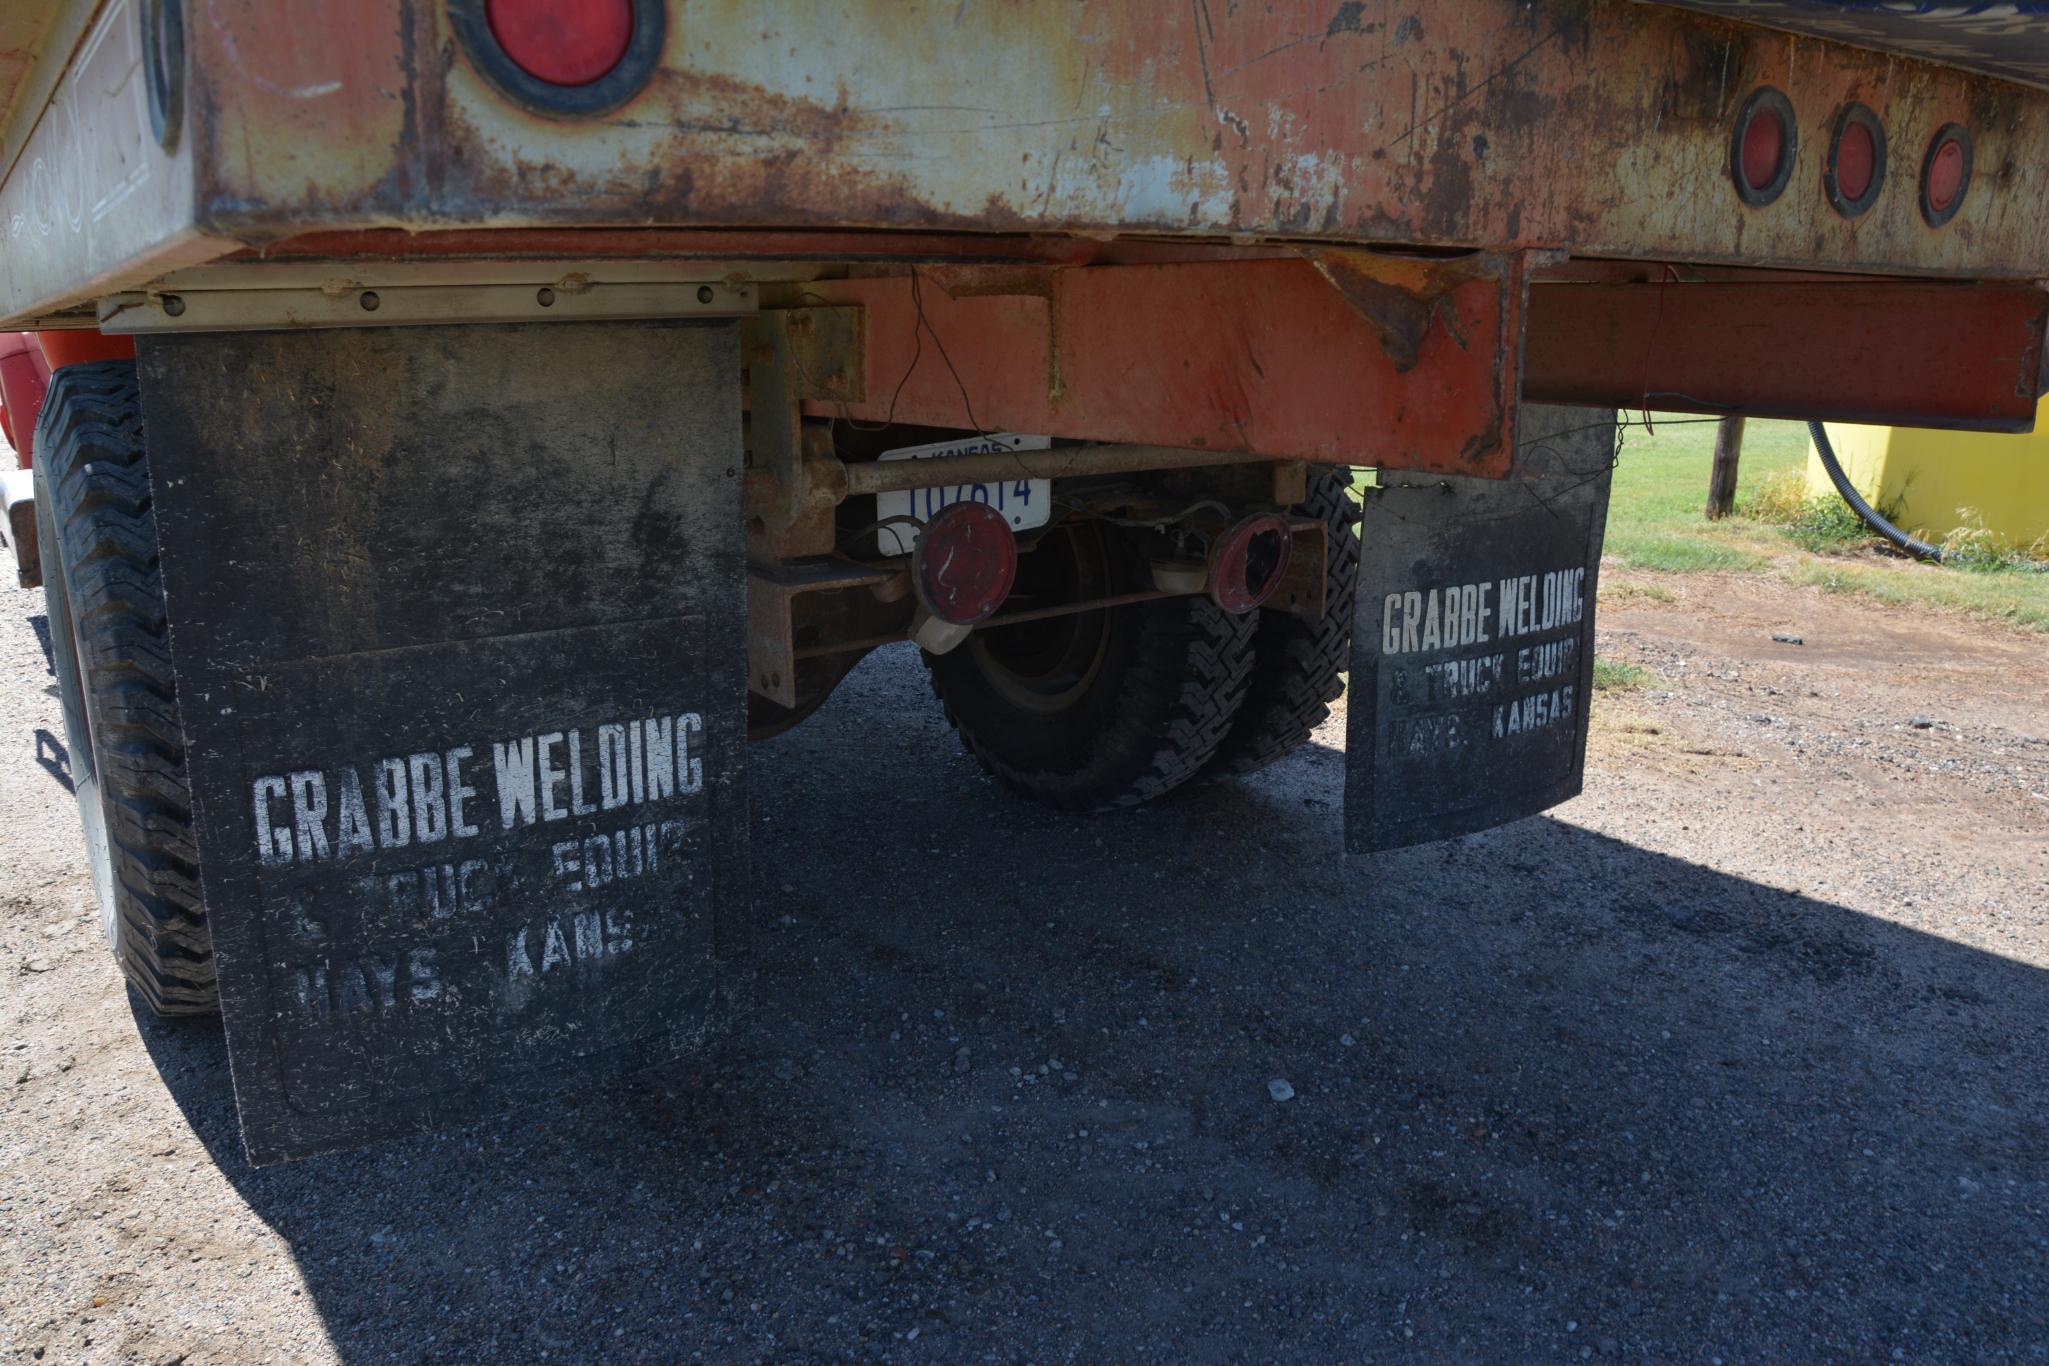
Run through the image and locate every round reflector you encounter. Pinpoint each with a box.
[1730,87,1797,207]
[1921,124,1972,227]
[1741,112,1783,190]
[451,0,665,116]
[913,502,1019,626]
[1824,103,1885,219]
[486,0,632,86]
[1207,513,1293,615]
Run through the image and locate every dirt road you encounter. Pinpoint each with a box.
[3,570,2045,1362]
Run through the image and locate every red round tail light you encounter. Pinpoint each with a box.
[1921,124,1973,228]
[1824,103,1886,219]
[1731,87,1797,207]
[486,0,633,86]
[913,501,1019,626]
[1742,112,1784,190]
[1207,513,1294,615]
[452,0,664,116]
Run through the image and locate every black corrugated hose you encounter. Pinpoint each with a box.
[1806,419,1949,563]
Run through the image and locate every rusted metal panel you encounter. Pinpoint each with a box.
[1272,517,1330,627]
[742,311,855,561]
[841,444,1276,498]
[799,255,1525,476]
[745,557,897,708]
[255,1,2049,271]
[12,1,2049,323]
[1523,280,2049,428]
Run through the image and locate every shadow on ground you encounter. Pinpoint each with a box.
[135,647,2048,1360]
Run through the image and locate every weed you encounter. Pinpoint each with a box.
[1601,580,1678,604]
[1741,469,1812,524]
[1781,495,1881,554]
[1592,658,1656,691]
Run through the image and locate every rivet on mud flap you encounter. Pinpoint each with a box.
[1347,405,1617,853]
[136,323,750,1165]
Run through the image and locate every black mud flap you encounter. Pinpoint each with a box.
[1347,406,1616,853]
[139,323,748,1164]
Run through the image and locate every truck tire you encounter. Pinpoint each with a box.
[1207,467,1361,776]
[34,361,215,1016]
[927,522,1257,811]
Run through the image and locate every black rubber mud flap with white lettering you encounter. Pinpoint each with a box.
[138,323,748,1165]
[1346,406,1616,853]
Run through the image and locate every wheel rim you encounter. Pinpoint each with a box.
[968,525,1115,714]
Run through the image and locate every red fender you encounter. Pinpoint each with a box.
[0,332,135,468]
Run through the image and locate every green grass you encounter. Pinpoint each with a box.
[1773,485,1877,555]
[1786,558,2049,631]
[1602,529,1773,574]
[1601,414,2049,632]
[1592,658,1656,692]
[1603,416,1812,569]
[1348,416,2049,630]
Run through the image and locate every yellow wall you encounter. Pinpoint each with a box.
[1806,400,2049,550]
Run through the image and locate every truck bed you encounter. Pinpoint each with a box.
[8,0,2049,331]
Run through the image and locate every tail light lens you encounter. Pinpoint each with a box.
[1825,104,1885,219]
[452,0,664,116]
[1731,88,1797,208]
[1921,124,1973,228]
[485,0,633,86]
[913,501,1019,626]
[1208,513,1293,615]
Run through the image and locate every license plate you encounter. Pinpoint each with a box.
[875,433,1052,554]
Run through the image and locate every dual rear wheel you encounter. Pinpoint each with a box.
[926,469,1360,811]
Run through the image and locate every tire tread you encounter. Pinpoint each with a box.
[931,554,1259,812]
[1207,468,1361,777]
[35,361,214,1016]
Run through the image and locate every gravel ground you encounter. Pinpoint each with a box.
[2,568,2046,1362]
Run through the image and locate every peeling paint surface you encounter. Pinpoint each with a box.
[380,0,2049,275]
[8,0,2049,322]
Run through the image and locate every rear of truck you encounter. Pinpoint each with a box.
[3,0,2046,1162]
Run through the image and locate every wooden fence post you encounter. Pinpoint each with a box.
[1706,415,1746,519]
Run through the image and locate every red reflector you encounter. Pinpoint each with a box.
[1208,513,1294,615]
[1834,120,1875,203]
[1926,137,1966,213]
[485,0,633,86]
[1740,109,1785,192]
[912,502,1018,626]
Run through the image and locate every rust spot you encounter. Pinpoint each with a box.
[157,0,2049,290]
[1306,248,1501,373]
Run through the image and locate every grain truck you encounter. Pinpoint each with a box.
[4,0,2046,1161]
